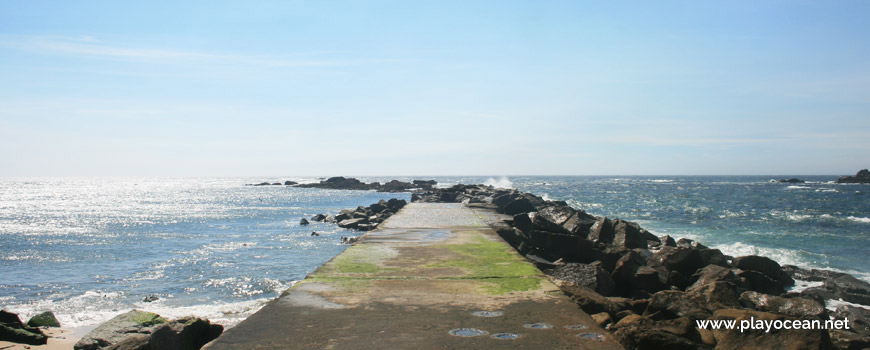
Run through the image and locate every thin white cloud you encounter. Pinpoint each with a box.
[0,35,351,67]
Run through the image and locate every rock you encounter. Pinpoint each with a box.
[824,274,870,306]
[341,236,360,244]
[610,250,648,296]
[688,265,743,291]
[778,178,804,183]
[0,310,47,345]
[311,214,327,222]
[562,210,598,236]
[251,182,271,186]
[588,217,615,243]
[612,220,648,249]
[676,238,707,250]
[295,177,372,190]
[27,311,61,328]
[644,290,711,320]
[386,198,407,212]
[591,312,613,328]
[633,266,669,295]
[828,329,870,350]
[613,324,708,350]
[500,197,536,215]
[75,310,166,350]
[687,281,742,309]
[561,284,618,316]
[710,308,832,350]
[659,235,677,247]
[738,269,787,295]
[104,334,150,350]
[337,218,367,229]
[547,262,616,296]
[149,316,223,350]
[652,246,705,278]
[733,255,794,287]
[412,180,437,187]
[299,218,310,226]
[527,230,599,263]
[739,291,826,318]
[831,305,870,336]
[837,169,870,184]
[781,265,846,282]
[283,180,297,186]
[310,231,319,236]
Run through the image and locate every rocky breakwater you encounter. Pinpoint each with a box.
[74,310,222,350]
[413,184,870,350]
[309,198,407,233]
[837,169,870,184]
[295,176,437,192]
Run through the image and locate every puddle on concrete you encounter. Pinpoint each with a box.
[472,310,504,317]
[491,333,522,340]
[563,324,588,330]
[522,322,553,329]
[449,328,489,337]
[577,333,606,341]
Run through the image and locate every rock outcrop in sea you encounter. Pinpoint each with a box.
[0,310,48,345]
[296,177,437,192]
[837,169,870,184]
[310,198,407,233]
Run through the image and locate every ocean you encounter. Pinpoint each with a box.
[1,176,867,329]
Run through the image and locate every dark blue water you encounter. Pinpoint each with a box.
[1,175,867,328]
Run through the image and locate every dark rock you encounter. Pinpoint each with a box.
[739,291,826,318]
[0,310,47,345]
[149,316,223,350]
[733,255,794,287]
[532,206,573,234]
[283,180,297,186]
[824,274,870,306]
[644,290,711,320]
[500,198,536,215]
[837,169,870,184]
[547,262,615,296]
[310,232,320,236]
[27,311,61,328]
[778,178,804,183]
[659,235,677,247]
[668,271,691,291]
[688,265,743,292]
[412,180,437,187]
[75,310,166,350]
[687,281,742,309]
[338,218,366,229]
[561,284,619,316]
[832,305,870,336]
[386,198,407,212]
[782,265,846,282]
[527,230,599,263]
[738,269,787,295]
[512,213,534,234]
[271,183,281,186]
[251,182,271,186]
[710,308,832,350]
[652,246,705,278]
[611,250,648,297]
[562,210,597,236]
[676,238,707,249]
[588,217,615,244]
[613,324,708,350]
[143,295,159,303]
[299,218,310,226]
[633,266,669,295]
[323,215,336,223]
[612,219,648,249]
[828,330,870,350]
[311,214,327,222]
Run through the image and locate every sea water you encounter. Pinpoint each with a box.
[1,175,868,328]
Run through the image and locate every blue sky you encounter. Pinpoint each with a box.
[1,1,868,176]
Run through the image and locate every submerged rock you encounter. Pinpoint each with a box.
[27,311,61,328]
[837,169,870,184]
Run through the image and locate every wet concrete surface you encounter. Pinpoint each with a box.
[204,203,623,349]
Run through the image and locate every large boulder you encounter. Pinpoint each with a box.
[500,197,537,215]
[732,255,794,287]
[612,220,648,250]
[337,218,367,229]
[687,281,742,309]
[831,305,870,336]
[0,310,47,345]
[75,310,166,350]
[644,290,711,320]
[547,262,615,296]
[562,210,598,236]
[709,308,832,350]
[149,317,223,350]
[651,246,706,278]
[527,230,599,263]
[688,265,743,292]
[561,284,620,316]
[27,311,61,328]
[737,269,787,295]
[588,217,615,243]
[738,291,826,318]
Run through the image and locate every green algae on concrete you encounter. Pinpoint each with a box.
[317,244,397,275]
[431,235,540,278]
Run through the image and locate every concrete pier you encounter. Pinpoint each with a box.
[205,203,623,349]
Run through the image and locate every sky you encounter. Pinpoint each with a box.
[1,1,868,176]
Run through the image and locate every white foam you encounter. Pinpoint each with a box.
[483,177,513,189]
[786,185,811,190]
[826,298,870,312]
[713,241,807,267]
[648,179,674,183]
[847,216,870,223]
[788,280,824,293]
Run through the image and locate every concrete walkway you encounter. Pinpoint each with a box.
[205,203,623,349]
